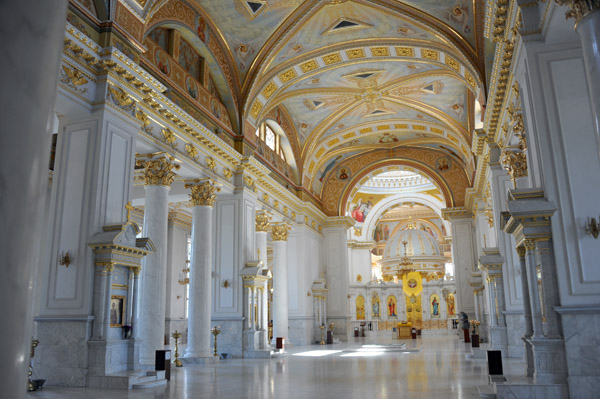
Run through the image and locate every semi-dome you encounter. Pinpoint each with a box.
[379,224,448,281]
[383,228,442,259]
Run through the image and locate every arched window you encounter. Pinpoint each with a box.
[255,122,285,160]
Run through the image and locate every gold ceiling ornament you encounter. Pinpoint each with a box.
[492,0,509,42]
[555,0,600,23]
[255,210,271,232]
[243,175,256,191]
[61,65,88,86]
[185,143,198,161]
[223,168,233,180]
[136,152,180,187]
[205,156,217,172]
[485,207,494,227]
[271,223,291,241]
[161,128,177,148]
[501,148,527,187]
[135,108,151,131]
[108,84,135,108]
[184,179,221,207]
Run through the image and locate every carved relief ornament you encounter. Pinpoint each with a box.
[185,179,221,207]
[136,153,180,186]
[501,149,528,186]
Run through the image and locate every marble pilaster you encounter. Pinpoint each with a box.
[255,209,270,348]
[271,223,290,345]
[137,153,179,365]
[184,179,220,361]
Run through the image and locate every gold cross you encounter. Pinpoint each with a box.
[125,201,134,222]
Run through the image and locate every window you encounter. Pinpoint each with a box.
[265,125,275,150]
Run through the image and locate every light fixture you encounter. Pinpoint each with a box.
[222,279,230,288]
[585,217,600,239]
[58,251,71,268]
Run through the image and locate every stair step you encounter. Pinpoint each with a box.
[132,379,168,389]
[477,385,497,398]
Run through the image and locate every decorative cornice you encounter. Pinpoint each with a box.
[441,207,472,220]
[323,216,355,230]
[184,179,221,207]
[347,240,376,250]
[135,152,180,186]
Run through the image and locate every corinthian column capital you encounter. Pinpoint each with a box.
[271,223,291,241]
[136,152,180,187]
[255,210,271,232]
[184,178,221,207]
[555,0,600,24]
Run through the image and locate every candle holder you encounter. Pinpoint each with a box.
[469,319,481,335]
[328,322,335,331]
[319,325,325,345]
[27,339,39,391]
[211,326,221,357]
[171,330,182,367]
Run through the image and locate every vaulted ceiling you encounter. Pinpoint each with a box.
[101,0,487,215]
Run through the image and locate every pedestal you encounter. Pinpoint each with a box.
[471,334,480,348]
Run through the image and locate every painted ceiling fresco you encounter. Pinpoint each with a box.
[186,0,484,214]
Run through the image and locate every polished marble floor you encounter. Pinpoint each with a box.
[30,334,524,399]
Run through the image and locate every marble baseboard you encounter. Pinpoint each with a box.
[242,349,272,359]
[495,378,568,399]
[180,356,220,365]
[505,313,525,358]
[568,375,600,399]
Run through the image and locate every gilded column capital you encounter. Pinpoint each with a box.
[523,239,537,252]
[184,178,221,207]
[516,246,527,258]
[136,152,180,187]
[271,223,291,241]
[255,210,271,232]
[501,149,528,187]
[555,0,600,24]
[129,266,141,276]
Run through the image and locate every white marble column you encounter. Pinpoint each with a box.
[130,267,141,339]
[271,223,290,344]
[494,276,507,328]
[137,153,179,365]
[523,240,544,339]
[0,1,67,397]
[557,3,600,138]
[184,179,219,360]
[516,246,534,377]
[255,209,269,344]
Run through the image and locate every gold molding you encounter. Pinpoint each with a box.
[184,178,221,207]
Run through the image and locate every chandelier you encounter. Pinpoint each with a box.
[397,241,414,279]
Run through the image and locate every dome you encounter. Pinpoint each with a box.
[383,228,441,259]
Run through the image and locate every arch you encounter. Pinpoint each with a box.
[264,119,300,184]
[339,158,455,216]
[359,193,450,242]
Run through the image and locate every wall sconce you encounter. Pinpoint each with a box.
[221,279,230,289]
[58,251,71,268]
[585,217,600,239]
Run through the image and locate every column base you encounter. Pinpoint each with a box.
[521,336,534,378]
[493,375,568,399]
[489,326,508,353]
[180,355,220,365]
[528,337,567,384]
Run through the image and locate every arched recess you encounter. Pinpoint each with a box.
[338,159,455,217]
[144,1,240,132]
[359,193,450,242]
[264,119,300,185]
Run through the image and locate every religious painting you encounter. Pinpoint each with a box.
[195,14,210,43]
[371,292,380,318]
[210,97,221,119]
[155,48,170,76]
[110,295,125,327]
[350,199,373,223]
[430,294,440,318]
[378,133,399,143]
[356,295,365,320]
[446,293,456,316]
[186,76,198,100]
[387,295,397,318]
[435,156,452,172]
[337,167,350,180]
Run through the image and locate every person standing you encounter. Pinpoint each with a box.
[460,311,470,343]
